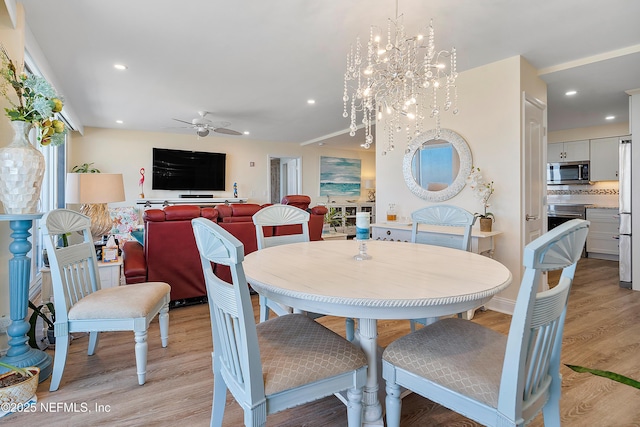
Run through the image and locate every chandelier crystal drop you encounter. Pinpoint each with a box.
[342,5,459,154]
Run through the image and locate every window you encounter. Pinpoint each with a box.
[23,51,69,290]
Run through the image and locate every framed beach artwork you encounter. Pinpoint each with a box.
[319,156,361,197]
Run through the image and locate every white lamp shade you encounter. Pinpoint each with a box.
[66,173,125,204]
[364,179,375,190]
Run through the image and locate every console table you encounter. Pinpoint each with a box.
[136,197,248,209]
[324,202,375,236]
[371,222,501,257]
[0,214,52,381]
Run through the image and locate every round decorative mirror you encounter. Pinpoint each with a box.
[402,128,472,202]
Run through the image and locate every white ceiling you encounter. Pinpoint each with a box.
[19,0,640,151]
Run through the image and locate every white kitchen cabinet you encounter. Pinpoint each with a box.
[589,137,622,181]
[326,202,375,236]
[586,208,619,260]
[548,140,589,162]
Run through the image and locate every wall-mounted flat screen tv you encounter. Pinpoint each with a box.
[152,148,226,191]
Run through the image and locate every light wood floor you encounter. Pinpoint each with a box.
[3,258,640,426]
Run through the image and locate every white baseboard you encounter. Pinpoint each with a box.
[485,295,515,316]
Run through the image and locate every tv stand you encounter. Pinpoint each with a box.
[137,198,248,209]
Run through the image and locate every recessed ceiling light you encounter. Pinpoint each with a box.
[114,64,127,70]
[565,90,577,96]
[115,120,123,124]
[605,115,615,120]
[307,99,316,104]
[243,131,250,135]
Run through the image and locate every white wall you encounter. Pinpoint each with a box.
[375,56,547,308]
[629,90,640,290]
[68,127,375,209]
[548,122,629,143]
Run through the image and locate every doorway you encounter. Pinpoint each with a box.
[269,156,302,204]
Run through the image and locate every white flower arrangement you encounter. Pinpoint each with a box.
[466,166,495,220]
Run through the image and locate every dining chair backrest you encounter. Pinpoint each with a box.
[253,204,310,249]
[42,209,101,318]
[498,218,589,421]
[191,217,265,404]
[410,204,476,251]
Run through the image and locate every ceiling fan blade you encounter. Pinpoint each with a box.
[214,127,243,136]
[172,118,193,125]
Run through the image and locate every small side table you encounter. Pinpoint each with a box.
[0,213,53,381]
[41,256,123,303]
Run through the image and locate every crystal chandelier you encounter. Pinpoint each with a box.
[342,3,459,154]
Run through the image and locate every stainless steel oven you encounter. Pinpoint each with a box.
[547,204,588,256]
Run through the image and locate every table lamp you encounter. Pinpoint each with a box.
[66,173,125,242]
[365,179,376,202]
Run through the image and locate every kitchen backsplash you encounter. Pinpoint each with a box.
[547,181,619,207]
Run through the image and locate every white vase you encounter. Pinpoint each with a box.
[0,121,45,214]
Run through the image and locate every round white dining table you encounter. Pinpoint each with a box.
[243,239,513,426]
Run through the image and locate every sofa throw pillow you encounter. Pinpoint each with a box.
[130,230,144,245]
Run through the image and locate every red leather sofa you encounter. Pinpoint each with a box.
[122,198,327,306]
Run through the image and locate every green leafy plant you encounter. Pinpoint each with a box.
[0,361,34,378]
[566,364,640,389]
[27,300,55,349]
[324,207,342,231]
[71,162,100,173]
[1,45,66,146]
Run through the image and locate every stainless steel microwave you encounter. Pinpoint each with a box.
[547,161,590,185]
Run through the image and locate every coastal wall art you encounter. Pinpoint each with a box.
[319,156,361,197]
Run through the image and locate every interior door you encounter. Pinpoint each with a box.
[269,156,302,203]
[522,94,546,288]
[284,158,299,195]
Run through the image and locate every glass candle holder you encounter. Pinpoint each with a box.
[354,212,371,260]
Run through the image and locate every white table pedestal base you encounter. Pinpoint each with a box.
[353,318,384,426]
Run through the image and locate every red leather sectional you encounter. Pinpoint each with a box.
[122,197,327,305]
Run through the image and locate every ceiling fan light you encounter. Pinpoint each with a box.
[197,128,210,137]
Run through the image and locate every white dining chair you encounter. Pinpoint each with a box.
[41,209,170,391]
[253,204,356,339]
[410,204,477,329]
[252,204,311,321]
[382,218,589,427]
[191,217,368,427]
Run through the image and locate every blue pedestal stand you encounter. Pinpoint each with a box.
[0,214,52,382]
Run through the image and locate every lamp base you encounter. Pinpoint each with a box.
[80,203,112,242]
[367,189,376,202]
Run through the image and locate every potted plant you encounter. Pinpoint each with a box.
[71,162,100,173]
[28,300,55,349]
[467,166,495,232]
[324,207,342,233]
[0,362,40,408]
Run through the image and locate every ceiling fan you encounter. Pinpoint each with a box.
[172,111,242,137]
